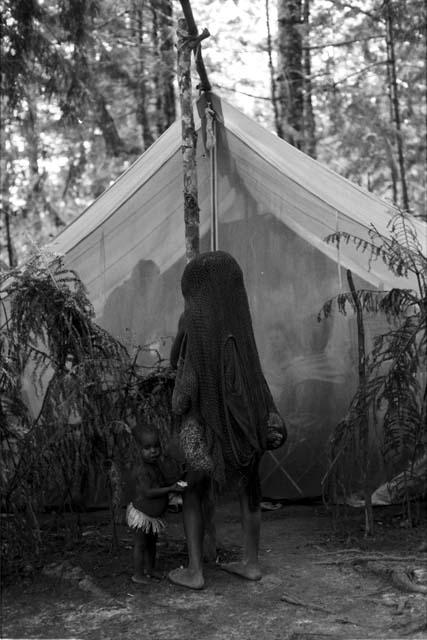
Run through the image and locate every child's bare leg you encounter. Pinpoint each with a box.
[144,533,163,579]
[132,530,149,583]
[220,485,262,581]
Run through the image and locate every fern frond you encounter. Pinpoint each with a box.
[322,212,426,511]
[326,211,426,294]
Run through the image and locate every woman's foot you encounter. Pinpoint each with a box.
[219,562,262,581]
[168,567,205,590]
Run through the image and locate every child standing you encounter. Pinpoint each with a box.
[127,425,186,583]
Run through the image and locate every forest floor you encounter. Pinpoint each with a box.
[1,500,427,640]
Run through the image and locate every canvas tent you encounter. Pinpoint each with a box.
[48,96,425,500]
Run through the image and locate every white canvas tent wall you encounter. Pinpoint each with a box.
[48,97,425,500]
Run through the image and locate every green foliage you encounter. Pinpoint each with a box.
[320,212,426,513]
[0,253,175,574]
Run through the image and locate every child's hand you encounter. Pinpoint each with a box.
[171,480,187,493]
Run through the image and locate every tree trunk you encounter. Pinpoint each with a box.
[302,0,316,157]
[91,89,127,156]
[383,128,399,204]
[266,0,283,139]
[151,0,176,135]
[384,0,409,212]
[4,208,16,268]
[176,17,199,261]
[277,0,304,149]
[0,136,17,267]
[134,2,155,150]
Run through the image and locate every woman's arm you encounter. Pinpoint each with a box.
[170,313,186,369]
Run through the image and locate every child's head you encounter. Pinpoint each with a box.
[134,425,161,463]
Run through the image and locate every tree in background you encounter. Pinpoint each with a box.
[1,0,424,267]
[274,0,316,155]
[0,0,175,266]
[312,0,425,217]
[276,0,304,149]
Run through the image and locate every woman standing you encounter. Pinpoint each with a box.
[168,251,286,590]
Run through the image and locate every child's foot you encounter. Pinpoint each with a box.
[168,567,205,590]
[144,569,164,581]
[131,574,150,585]
[219,562,262,581]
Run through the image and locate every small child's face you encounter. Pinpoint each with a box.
[139,431,161,464]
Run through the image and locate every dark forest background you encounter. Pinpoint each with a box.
[1,0,425,267]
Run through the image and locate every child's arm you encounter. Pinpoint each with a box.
[142,482,186,499]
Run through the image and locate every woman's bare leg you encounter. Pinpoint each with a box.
[220,486,262,580]
[168,472,207,589]
[202,482,217,562]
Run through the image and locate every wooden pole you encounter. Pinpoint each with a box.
[177,16,200,262]
[176,7,217,562]
[179,0,211,92]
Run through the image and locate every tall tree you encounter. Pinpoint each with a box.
[302,0,316,157]
[312,0,424,217]
[152,0,176,134]
[277,0,304,149]
[0,0,176,265]
[383,0,409,212]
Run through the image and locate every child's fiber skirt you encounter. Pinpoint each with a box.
[126,503,165,534]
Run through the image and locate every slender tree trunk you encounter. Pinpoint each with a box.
[134,2,154,150]
[302,0,316,157]
[383,125,399,204]
[151,0,176,134]
[384,0,409,211]
[266,0,283,138]
[347,269,374,537]
[0,141,17,267]
[277,0,304,149]
[176,16,199,261]
[22,98,45,235]
[151,3,163,135]
[91,89,127,156]
[4,209,16,268]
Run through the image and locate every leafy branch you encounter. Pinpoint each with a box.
[320,212,426,521]
[0,252,176,572]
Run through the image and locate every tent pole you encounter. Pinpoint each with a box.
[176,17,200,262]
[179,0,211,93]
[176,5,217,563]
[178,0,215,251]
[210,118,218,251]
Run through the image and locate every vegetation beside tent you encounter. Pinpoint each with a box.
[1,211,425,574]
[319,212,426,531]
[0,253,175,576]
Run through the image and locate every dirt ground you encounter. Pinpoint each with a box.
[1,500,427,640]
